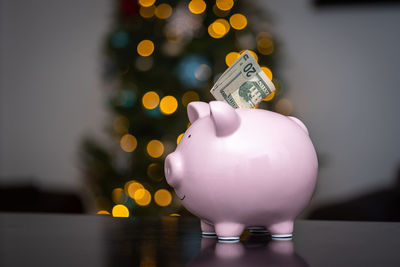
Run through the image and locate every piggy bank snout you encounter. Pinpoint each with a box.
[164,152,183,188]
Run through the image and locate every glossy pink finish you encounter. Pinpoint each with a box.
[164,101,318,241]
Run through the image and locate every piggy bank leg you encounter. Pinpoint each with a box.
[268,221,294,240]
[215,222,245,243]
[201,220,217,238]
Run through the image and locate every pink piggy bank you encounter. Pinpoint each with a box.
[164,101,318,242]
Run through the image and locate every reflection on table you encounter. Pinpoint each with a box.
[187,236,308,267]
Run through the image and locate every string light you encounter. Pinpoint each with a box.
[147,140,164,158]
[97,210,110,215]
[176,133,184,145]
[134,189,152,206]
[188,0,206,14]
[249,50,259,61]
[229,14,247,30]
[225,52,240,66]
[215,19,230,35]
[263,91,275,102]
[154,189,172,207]
[137,40,154,57]
[216,0,234,11]
[155,4,172,19]
[170,213,181,217]
[257,38,274,55]
[181,91,200,107]
[142,91,160,109]
[112,188,125,204]
[134,188,145,200]
[212,21,226,36]
[160,95,178,115]
[120,134,138,152]
[124,180,134,193]
[139,6,155,18]
[208,19,230,39]
[127,181,144,199]
[261,66,273,80]
[138,0,155,8]
[208,24,221,39]
[112,204,129,217]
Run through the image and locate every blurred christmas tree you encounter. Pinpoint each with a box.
[81,0,282,217]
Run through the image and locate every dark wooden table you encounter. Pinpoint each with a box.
[1,213,399,266]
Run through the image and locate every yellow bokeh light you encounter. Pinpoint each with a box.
[216,0,234,11]
[139,6,155,18]
[112,204,129,217]
[176,133,184,145]
[208,24,222,39]
[138,0,155,8]
[170,213,181,217]
[113,115,129,134]
[147,140,164,158]
[160,95,178,115]
[155,4,172,19]
[225,52,240,67]
[209,19,230,39]
[182,91,200,107]
[154,189,172,207]
[257,38,274,55]
[261,66,273,80]
[97,210,110,215]
[263,91,276,102]
[127,181,144,199]
[124,180,134,193]
[112,188,125,204]
[229,13,247,30]
[212,22,226,35]
[188,0,206,14]
[134,189,152,206]
[248,50,258,62]
[142,91,160,109]
[216,19,230,34]
[187,122,191,128]
[120,134,138,152]
[134,188,145,200]
[137,40,154,57]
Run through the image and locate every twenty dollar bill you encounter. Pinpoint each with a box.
[210,51,275,108]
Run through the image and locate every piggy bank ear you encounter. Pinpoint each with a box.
[210,101,240,137]
[288,116,309,135]
[187,102,210,124]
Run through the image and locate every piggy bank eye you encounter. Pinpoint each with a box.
[188,134,191,138]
